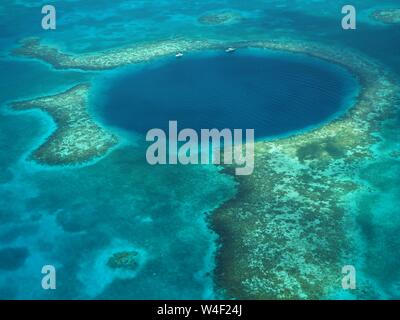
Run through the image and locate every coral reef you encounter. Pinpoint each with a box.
[211,40,400,299]
[198,11,242,25]
[11,84,118,165]
[389,150,400,158]
[13,38,216,71]
[107,251,139,271]
[10,36,400,298]
[371,9,400,24]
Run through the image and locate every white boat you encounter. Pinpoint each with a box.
[225,47,236,53]
[175,52,184,58]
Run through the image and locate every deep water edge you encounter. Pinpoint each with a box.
[0,0,399,300]
[98,48,360,141]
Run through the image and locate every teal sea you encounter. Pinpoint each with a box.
[0,1,399,299]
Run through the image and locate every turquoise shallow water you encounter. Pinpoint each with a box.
[0,127,237,299]
[0,0,399,299]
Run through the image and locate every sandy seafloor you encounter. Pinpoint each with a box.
[0,0,399,299]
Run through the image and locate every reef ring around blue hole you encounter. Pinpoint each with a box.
[99,49,359,140]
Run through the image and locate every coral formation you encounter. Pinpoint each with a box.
[107,251,139,271]
[13,38,216,71]
[211,41,400,299]
[10,36,400,298]
[371,9,400,24]
[198,11,242,25]
[11,84,118,165]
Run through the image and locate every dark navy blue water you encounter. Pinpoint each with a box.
[101,51,358,139]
